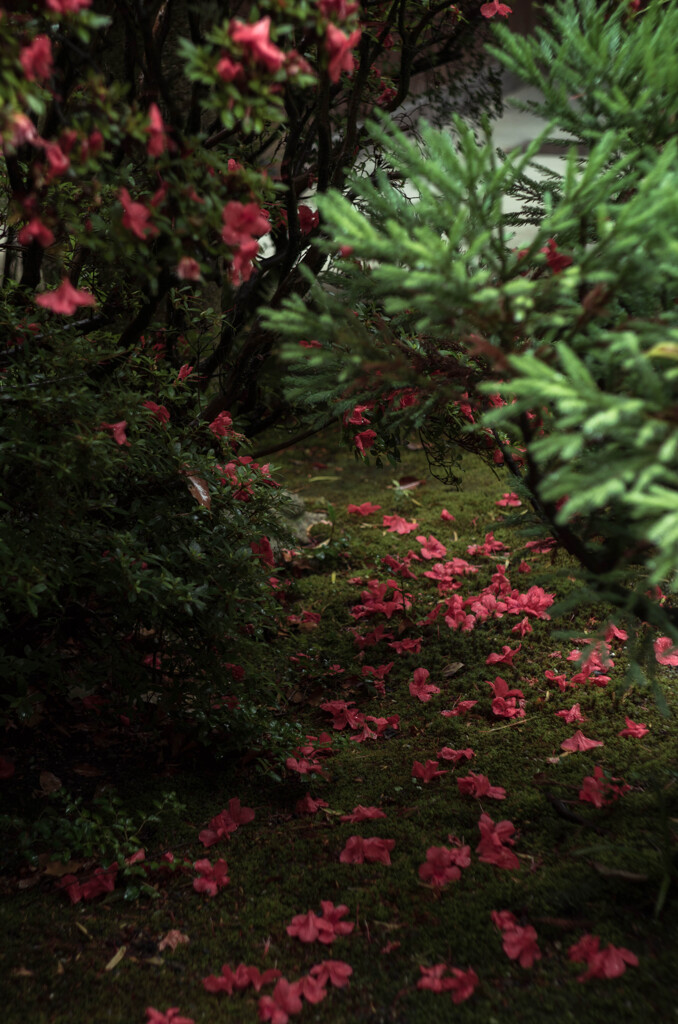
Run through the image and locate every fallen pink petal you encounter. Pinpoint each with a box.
[560,730,604,752]
[618,716,649,738]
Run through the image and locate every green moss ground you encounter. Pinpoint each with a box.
[2,433,677,1023]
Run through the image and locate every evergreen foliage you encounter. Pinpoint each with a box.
[264,0,678,680]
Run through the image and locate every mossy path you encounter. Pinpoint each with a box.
[2,435,677,1024]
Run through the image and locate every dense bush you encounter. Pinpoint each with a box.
[0,0,500,737]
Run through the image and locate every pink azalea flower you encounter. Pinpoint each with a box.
[418,845,470,887]
[504,584,554,618]
[119,187,158,240]
[555,703,586,723]
[416,534,447,560]
[146,102,169,156]
[437,746,474,764]
[502,924,541,968]
[354,429,377,454]
[216,56,245,82]
[511,616,533,636]
[491,909,518,931]
[245,966,283,992]
[447,966,479,1004]
[417,964,452,993]
[209,411,233,437]
[18,217,55,248]
[231,17,286,73]
[36,137,66,171]
[496,492,521,507]
[46,0,91,9]
[409,667,441,702]
[45,143,70,181]
[321,699,364,730]
[20,35,53,82]
[203,963,236,994]
[177,363,193,381]
[457,772,506,800]
[476,813,520,870]
[296,975,327,1004]
[347,501,381,515]
[199,798,254,846]
[98,420,130,446]
[569,934,638,982]
[440,508,455,521]
[224,797,255,826]
[442,594,477,632]
[487,676,524,699]
[319,901,354,937]
[545,668,570,691]
[560,730,604,752]
[343,403,371,425]
[297,205,319,235]
[605,623,628,643]
[286,756,324,775]
[286,903,353,944]
[143,400,170,425]
[325,23,361,82]
[60,863,118,903]
[441,700,477,717]
[221,201,270,246]
[412,760,448,783]
[654,636,678,664]
[416,964,478,1002]
[295,794,329,815]
[382,514,419,534]
[36,278,96,315]
[486,644,521,666]
[491,695,525,719]
[542,238,573,273]
[286,911,334,944]
[467,531,509,557]
[192,858,230,896]
[339,836,395,865]
[389,637,423,654]
[145,1009,194,1024]
[258,978,303,1023]
[176,257,201,280]
[310,960,353,988]
[618,716,649,738]
[578,766,629,808]
[339,805,386,823]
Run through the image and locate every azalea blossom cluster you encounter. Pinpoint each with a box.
[350,578,413,621]
[568,934,639,982]
[202,953,352,1023]
[286,732,335,775]
[319,699,399,742]
[60,848,183,904]
[578,766,630,808]
[215,453,280,502]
